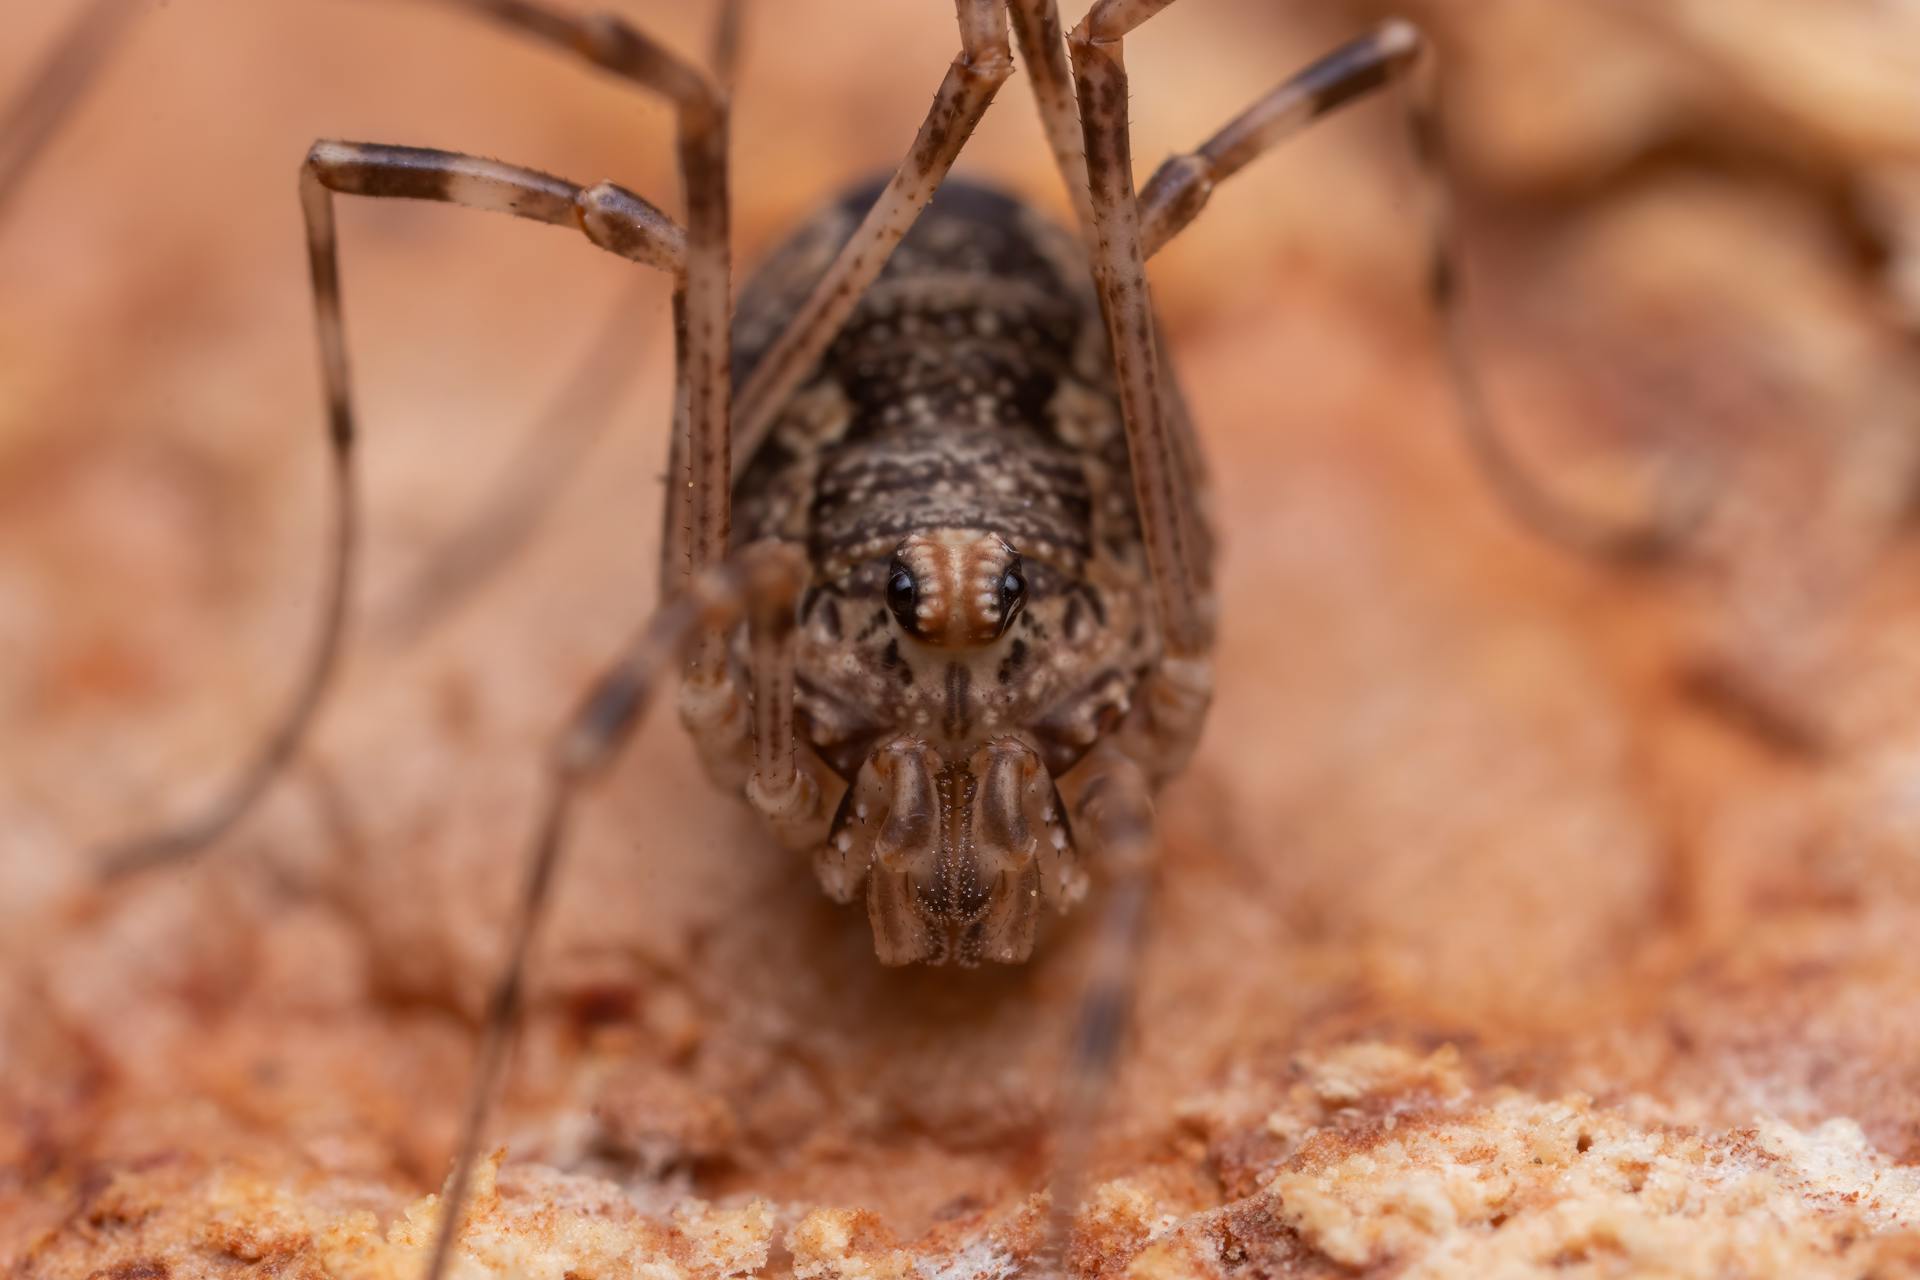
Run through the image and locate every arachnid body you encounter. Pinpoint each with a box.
[718,178,1207,967]
[1,1,1711,1275]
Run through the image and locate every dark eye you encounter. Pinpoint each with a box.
[997,560,1027,632]
[886,560,919,633]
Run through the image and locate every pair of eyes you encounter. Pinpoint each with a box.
[886,557,1028,639]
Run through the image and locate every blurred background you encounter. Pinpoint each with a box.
[5,0,1920,1270]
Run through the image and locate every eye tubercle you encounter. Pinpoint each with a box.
[887,530,1025,647]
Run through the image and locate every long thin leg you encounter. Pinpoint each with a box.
[392,0,753,636]
[0,0,143,228]
[729,0,1013,478]
[1403,48,1711,565]
[1020,0,1209,602]
[1042,744,1158,1275]
[421,544,786,1280]
[409,0,733,607]
[1008,0,1094,240]
[94,143,687,878]
[1133,22,1421,258]
[1068,1,1212,658]
[94,389,352,877]
[410,0,740,717]
[1119,17,1710,565]
[711,0,747,95]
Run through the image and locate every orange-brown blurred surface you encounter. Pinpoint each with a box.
[6,2,1920,1277]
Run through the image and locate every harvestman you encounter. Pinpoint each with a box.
[3,0,1706,1274]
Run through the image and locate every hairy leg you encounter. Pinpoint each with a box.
[1067,0,1214,658]
[1006,0,1092,239]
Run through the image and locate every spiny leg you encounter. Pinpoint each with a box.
[0,0,143,228]
[93,143,686,878]
[1007,0,1094,239]
[1042,744,1158,1275]
[1014,0,1215,592]
[729,0,1014,475]
[421,545,791,1280]
[1068,0,1213,658]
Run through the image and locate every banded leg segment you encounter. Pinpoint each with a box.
[730,0,1014,476]
[1136,21,1421,258]
[417,0,734,586]
[421,549,782,1280]
[307,143,684,267]
[1043,743,1159,1273]
[1116,15,1707,564]
[1069,2,1213,657]
[94,143,687,877]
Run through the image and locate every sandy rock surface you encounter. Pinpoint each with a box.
[5,2,1920,1276]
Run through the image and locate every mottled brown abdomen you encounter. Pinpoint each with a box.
[731,178,1139,577]
[718,179,1183,965]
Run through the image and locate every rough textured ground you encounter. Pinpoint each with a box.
[5,1,1920,1277]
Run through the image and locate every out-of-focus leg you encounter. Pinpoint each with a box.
[1040,742,1158,1276]
[1402,46,1711,564]
[377,277,659,646]
[1117,13,1710,565]
[0,0,144,227]
[95,141,685,877]
[421,545,786,1280]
